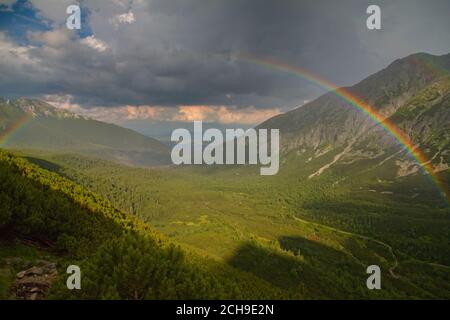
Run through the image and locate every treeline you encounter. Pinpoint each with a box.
[0,150,289,299]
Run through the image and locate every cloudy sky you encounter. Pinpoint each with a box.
[1,0,450,138]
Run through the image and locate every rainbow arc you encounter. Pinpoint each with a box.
[240,55,449,202]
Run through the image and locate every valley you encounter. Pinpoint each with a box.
[0,52,449,300]
[12,149,448,299]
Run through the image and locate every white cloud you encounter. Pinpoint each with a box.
[81,35,110,52]
[110,11,135,28]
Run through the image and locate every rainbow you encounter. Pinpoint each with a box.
[0,109,34,147]
[0,58,448,202]
[240,55,449,202]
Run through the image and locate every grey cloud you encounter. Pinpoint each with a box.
[0,0,449,110]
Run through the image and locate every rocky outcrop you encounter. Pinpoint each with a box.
[12,261,58,300]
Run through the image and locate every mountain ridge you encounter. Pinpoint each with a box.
[257,52,450,184]
[0,97,171,166]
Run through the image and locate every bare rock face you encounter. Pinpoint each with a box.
[12,261,58,300]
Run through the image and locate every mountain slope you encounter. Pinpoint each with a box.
[0,98,170,166]
[258,53,450,196]
[259,53,450,146]
[0,149,289,299]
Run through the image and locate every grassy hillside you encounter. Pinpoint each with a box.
[0,149,291,299]
[18,151,450,299]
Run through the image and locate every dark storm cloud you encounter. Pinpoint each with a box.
[0,0,449,109]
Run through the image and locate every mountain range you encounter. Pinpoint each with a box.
[0,98,170,166]
[0,52,449,300]
[259,53,449,194]
[1,52,449,185]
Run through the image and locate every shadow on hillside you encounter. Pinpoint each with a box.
[24,156,62,173]
[2,153,297,299]
[227,237,372,299]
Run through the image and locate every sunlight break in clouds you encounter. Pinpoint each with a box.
[174,106,281,124]
[44,95,281,126]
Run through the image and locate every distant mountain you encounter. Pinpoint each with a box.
[258,53,450,187]
[0,98,170,166]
